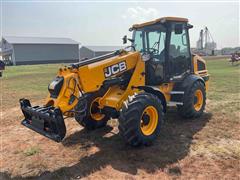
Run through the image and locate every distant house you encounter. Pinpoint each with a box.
[79,46,124,60]
[0,36,79,65]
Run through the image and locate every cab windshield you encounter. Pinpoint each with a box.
[132,24,167,55]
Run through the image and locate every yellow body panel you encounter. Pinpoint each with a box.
[77,51,139,92]
[159,83,174,102]
[45,72,80,114]
[99,54,145,110]
[45,51,142,113]
[192,55,210,91]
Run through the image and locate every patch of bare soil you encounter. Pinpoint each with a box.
[0,103,239,179]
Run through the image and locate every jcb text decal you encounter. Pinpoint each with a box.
[104,61,127,78]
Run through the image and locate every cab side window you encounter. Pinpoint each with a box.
[169,24,191,76]
[147,31,166,57]
[134,31,144,52]
[170,29,190,58]
[145,31,166,86]
[148,31,160,52]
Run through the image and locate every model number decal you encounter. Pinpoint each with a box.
[104,61,127,78]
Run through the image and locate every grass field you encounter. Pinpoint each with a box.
[1,59,240,179]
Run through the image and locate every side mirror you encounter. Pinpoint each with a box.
[187,24,193,29]
[122,35,127,44]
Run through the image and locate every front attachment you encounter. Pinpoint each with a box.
[20,98,66,142]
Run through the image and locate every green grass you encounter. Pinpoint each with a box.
[2,64,63,109]
[3,64,62,92]
[206,59,240,116]
[207,60,240,99]
[23,146,41,156]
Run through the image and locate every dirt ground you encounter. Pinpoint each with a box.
[0,59,240,179]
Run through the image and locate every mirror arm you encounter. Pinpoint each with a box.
[127,38,134,43]
[125,45,136,51]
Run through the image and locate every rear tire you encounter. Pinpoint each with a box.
[75,92,109,130]
[118,92,164,146]
[177,81,206,118]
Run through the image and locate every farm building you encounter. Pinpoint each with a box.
[0,36,79,65]
[79,46,124,59]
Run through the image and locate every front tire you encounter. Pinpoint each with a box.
[75,93,109,130]
[118,92,164,146]
[177,81,206,118]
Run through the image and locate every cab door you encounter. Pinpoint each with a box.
[168,23,191,81]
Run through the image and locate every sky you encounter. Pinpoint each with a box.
[1,0,239,49]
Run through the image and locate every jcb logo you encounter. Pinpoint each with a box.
[104,61,127,78]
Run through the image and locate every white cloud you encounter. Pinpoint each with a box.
[122,7,159,23]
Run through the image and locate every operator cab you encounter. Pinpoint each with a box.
[130,17,192,85]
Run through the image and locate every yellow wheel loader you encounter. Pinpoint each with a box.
[20,17,209,146]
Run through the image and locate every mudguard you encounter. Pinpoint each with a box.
[170,74,205,102]
[180,74,205,90]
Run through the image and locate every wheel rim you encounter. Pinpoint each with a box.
[90,97,105,121]
[140,106,158,136]
[194,89,203,111]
